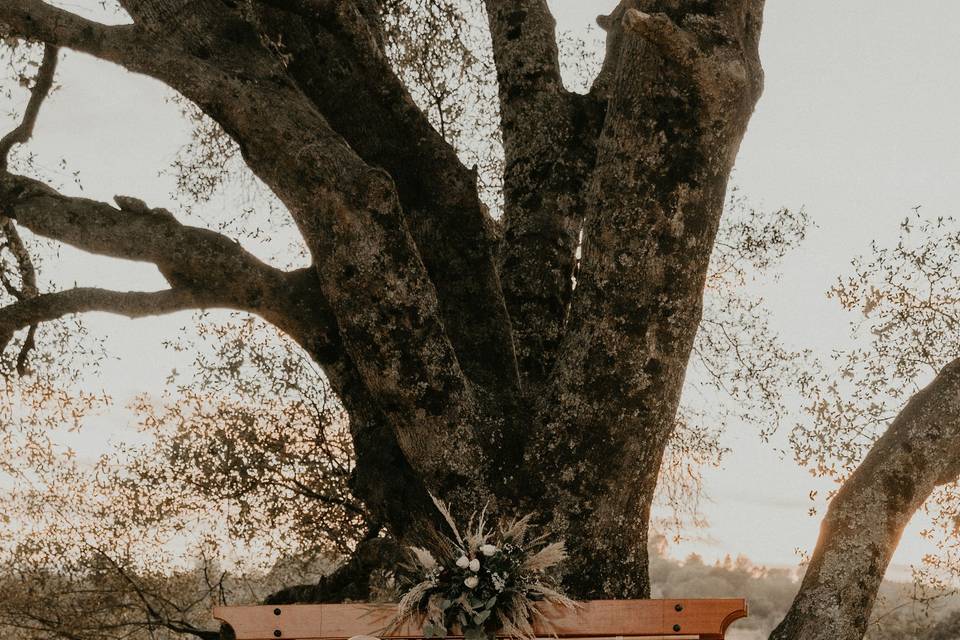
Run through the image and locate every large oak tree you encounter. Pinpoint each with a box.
[1,2,958,640]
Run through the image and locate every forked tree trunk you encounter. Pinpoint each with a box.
[2,0,760,605]
[519,1,765,598]
[5,3,957,637]
[0,0,765,600]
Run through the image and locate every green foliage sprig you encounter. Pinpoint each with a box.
[393,499,575,640]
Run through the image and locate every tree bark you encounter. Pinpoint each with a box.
[251,3,522,401]
[0,0,769,605]
[525,0,765,599]
[11,4,957,637]
[485,0,598,394]
[771,359,960,640]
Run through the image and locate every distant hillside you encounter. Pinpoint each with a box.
[649,545,960,639]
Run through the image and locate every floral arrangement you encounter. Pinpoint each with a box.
[392,498,576,640]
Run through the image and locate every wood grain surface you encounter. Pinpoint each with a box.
[213,599,747,640]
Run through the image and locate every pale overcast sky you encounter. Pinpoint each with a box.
[6,0,960,583]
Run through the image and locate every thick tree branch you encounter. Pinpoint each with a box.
[0,0,140,65]
[246,2,520,402]
[484,0,563,111]
[115,3,489,499]
[495,93,599,395]
[0,171,349,380]
[0,172,357,379]
[621,9,700,67]
[525,0,766,599]
[3,0,464,534]
[1,173,294,313]
[484,0,601,394]
[0,287,198,351]
[5,0,496,504]
[771,359,960,640]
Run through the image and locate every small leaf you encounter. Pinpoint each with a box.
[485,596,497,609]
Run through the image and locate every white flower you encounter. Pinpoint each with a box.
[464,575,479,589]
[468,558,480,572]
[480,544,498,557]
[455,555,470,569]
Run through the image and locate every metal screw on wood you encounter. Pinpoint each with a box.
[212,599,748,638]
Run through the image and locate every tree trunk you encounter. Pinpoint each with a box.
[520,1,765,598]
[8,4,959,636]
[771,359,960,640]
[0,0,765,602]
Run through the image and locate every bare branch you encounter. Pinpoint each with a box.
[13,321,35,375]
[0,287,198,352]
[85,545,221,640]
[0,44,58,169]
[1,219,37,300]
[0,171,359,374]
[0,41,58,371]
[251,3,521,399]
[1,173,291,308]
[0,221,39,373]
[772,359,960,640]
